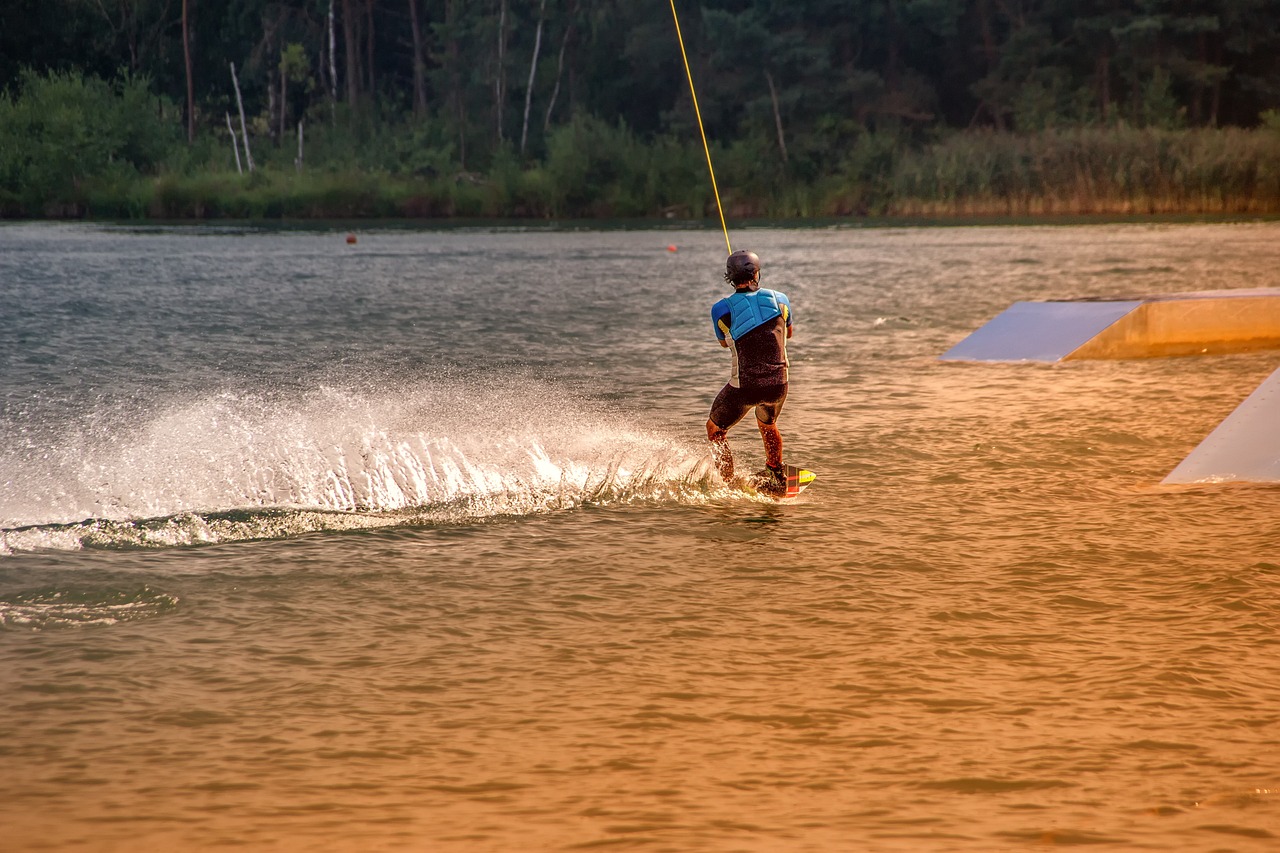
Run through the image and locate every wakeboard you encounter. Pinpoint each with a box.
[740,464,817,499]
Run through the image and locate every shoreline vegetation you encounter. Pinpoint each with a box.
[3,72,1279,223]
[10,123,1279,222]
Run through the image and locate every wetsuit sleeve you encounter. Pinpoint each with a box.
[711,299,732,342]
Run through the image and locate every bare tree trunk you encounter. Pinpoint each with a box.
[182,0,194,143]
[279,64,288,143]
[764,69,787,163]
[328,0,338,109]
[230,62,254,171]
[1097,53,1111,122]
[296,120,304,171]
[1210,39,1222,126]
[444,0,466,167]
[408,0,427,117]
[342,0,359,106]
[543,11,573,133]
[520,0,547,154]
[268,63,280,147]
[226,113,243,174]
[128,23,139,71]
[883,0,901,92]
[495,0,508,144]
[365,0,376,99]
[975,0,1004,130]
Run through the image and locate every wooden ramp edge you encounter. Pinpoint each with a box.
[942,289,1280,363]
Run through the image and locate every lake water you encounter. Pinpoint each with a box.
[2,220,1280,851]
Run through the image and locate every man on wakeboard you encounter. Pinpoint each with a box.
[706,249,793,489]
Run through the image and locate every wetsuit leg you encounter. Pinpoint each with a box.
[708,384,752,432]
[708,384,755,481]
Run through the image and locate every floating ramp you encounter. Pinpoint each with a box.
[941,289,1280,362]
[1164,366,1280,484]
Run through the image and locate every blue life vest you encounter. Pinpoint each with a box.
[715,289,784,340]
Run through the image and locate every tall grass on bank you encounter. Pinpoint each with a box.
[891,126,1280,216]
[142,117,712,220]
[67,125,1280,221]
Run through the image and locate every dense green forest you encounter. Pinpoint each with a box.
[2,0,1279,219]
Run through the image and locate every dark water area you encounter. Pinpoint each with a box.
[2,221,1280,851]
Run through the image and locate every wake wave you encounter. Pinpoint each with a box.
[0,378,725,554]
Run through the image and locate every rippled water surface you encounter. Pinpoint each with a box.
[3,220,1280,851]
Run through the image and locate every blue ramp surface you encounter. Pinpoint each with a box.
[941,300,1142,362]
[1164,366,1280,484]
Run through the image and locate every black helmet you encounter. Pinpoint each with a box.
[725,250,761,285]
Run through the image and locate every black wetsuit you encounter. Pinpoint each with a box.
[709,288,792,429]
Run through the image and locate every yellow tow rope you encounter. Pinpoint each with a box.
[668,0,731,255]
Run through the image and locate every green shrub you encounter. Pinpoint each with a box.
[544,114,658,216]
[0,68,180,215]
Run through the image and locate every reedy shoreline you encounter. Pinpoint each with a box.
[5,123,1278,222]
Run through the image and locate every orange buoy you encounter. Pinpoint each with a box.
[666,244,678,253]
[346,234,357,245]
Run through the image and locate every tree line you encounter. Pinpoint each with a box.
[2,0,1279,218]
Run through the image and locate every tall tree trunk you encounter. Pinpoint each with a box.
[182,0,194,143]
[764,69,787,163]
[1191,32,1206,126]
[408,0,427,117]
[226,113,243,173]
[975,0,1004,130]
[520,0,547,154]
[445,0,466,167]
[543,9,574,133]
[279,64,288,143]
[365,0,376,99]
[328,0,338,107]
[883,0,901,92]
[495,0,508,144]
[1097,53,1111,121]
[230,62,254,171]
[268,63,279,147]
[1209,38,1222,126]
[342,0,359,106]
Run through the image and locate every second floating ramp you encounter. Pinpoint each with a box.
[942,289,1280,362]
[1164,366,1280,484]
